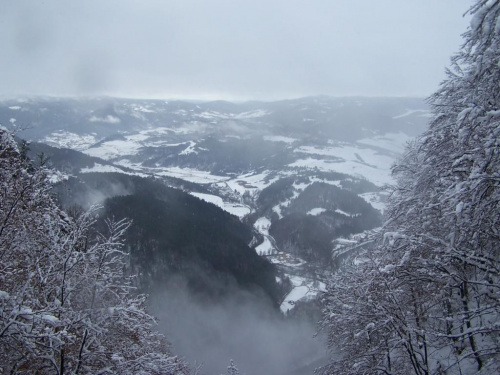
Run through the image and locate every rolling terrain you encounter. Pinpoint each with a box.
[2,95,429,313]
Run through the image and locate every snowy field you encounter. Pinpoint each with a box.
[307,208,327,216]
[291,143,396,186]
[43,131,98,151]
[356,132,413,154]
[391,109,432,119]
[195,109,269,120]
[222,171,281,195]
[263,135,297,143]
[254,217,272,235]
[359,192,388,213]
[84,137,145,160]
[256,237,273,255]
[80,163,148,177]
[155,167,228,184]
[280,275,326,315]
[190,192,251,218]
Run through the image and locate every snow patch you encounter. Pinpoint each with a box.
[263,135,297,144]
[224,171,279,195]
[392,109,432,119]
[81,163,125,174]
[291,143,395,186]
[179,141,198,155]
[42,131,98,151]
[357,132,413,154]
[80,163,148,177]
[256,237,273,255]
[156,167,228,184]
[84,139,143,160]
[335,209,352,217]
[307,208,326,216]
[47,170,69,184]
[190,192,250,218]
[42,314,60,324]
[359,192,386,213]
[254,217,271,236]
[272,204,283,219]
[234,109,269,119]
[89,115,121,124]
[280,275,326,314]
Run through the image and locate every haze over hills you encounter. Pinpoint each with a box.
[0,97,428,296]
[2,95,429,142]
[1,95,429,310]
[2,96,429,181]
[1,95,430,373]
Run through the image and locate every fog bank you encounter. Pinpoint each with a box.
[151,281,328,375]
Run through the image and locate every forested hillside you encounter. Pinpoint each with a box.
[0,127,190,374]
[54,172,281,303]
[320,1,500,374]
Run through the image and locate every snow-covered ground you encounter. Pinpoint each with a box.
[254,217,274,255]
[84,137,144,160]
[356,132,412,154]
[290,143,396,186]
[43,131,98,151]
[392,109,432,119]
[256,237,273,255]
[222,171,280,195]
[263,135,297,143]
[280,275,326,315]
[81,163,126,174]
[47,170,69,184]
[190,192,251,218]
[251,217,326,312]
[359,192,388,213]
[254,217,271,235]
[80,163,149,177]
[272,204,283,219]
[155,167,228,184]
[195,109,269,120]
[179,141,198,155]
[307,208,327,216]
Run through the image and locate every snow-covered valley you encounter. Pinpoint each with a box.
[0,96,427,316]
[0,96,428,374]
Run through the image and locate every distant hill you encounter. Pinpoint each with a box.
[5,95,429,311]
[2,96,429,143]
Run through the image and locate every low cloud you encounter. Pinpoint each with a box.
[151,279,328,375]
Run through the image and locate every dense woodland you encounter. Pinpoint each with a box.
[266,181,381,262]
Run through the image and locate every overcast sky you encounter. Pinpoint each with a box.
[1,0,472,101]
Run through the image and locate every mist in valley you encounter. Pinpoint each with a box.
[150,278,328,375]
